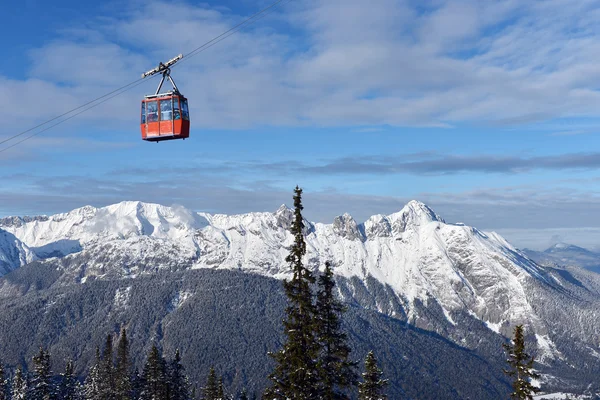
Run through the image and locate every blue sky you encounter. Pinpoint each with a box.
[2,0,600,250]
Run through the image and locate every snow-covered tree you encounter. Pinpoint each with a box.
[358,351,388,400]
[11,367,28,400]
[0,359,8,400]
[503,325,540,399]
[59,360,79,400]
[83,347,102,400]
[30,347,54,400]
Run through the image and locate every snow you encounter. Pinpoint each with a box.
[535,334,561,363]
[0,199,555,339]
[533,393,589,400]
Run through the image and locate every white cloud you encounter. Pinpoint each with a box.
[2,0,600,140]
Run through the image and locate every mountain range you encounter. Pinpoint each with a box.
[523,243,600,274]
[0,200,599,398]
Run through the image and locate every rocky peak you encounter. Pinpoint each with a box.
[274,204,293,231]
[388,200,444,234]
[332,213,364,241]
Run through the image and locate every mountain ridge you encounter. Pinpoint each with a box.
[1,199,600,394]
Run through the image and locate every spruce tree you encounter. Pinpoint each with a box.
[30,347,54,400]
[99,334,115,400]
[0,359,7,400]
[357,351,388,400]
[503,325,541,399]
[115,328,132,400]
[130,368,142,400]
[264,186,322,399]
[201,367,219,400]
[315,261,357,399]
[139,345,168,400]
[12,367,28,400]
[169,350,189,400]
[217,377,225,400]
[59,360,79,400]
[84,347,102,400]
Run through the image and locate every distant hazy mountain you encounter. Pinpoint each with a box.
[522,243,600,274]
[1,201,599,397]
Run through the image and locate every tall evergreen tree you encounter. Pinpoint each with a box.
[503,325,541,400]
[200,367,219,400]
[59,360,79,400]
[264,186,322,399]
[237,389,248,400]
[216,377,225,400]
[0,359,7,400]
[30,347,54,400]
[169,350,189,400]
[130,368,142,400]
[139,345,168,400]
[115,328,132,400]
[99,334,115,400]
[11,367,28,400]
[357,351,388,400]
[315,261,357,399]
[84,347,102,400]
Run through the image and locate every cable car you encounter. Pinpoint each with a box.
[140,54,190,142]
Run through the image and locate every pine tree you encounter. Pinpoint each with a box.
[315,261,357,399]
[139,345,168,400]
[30,347,54,400]
[0,359,7,400]
[237,389,248,400]
[264,186,322,399]
[115,328,132,400]
[503,325,541,400]
[59,360,79,400]
[12,367,28,400]
[169,350,189,400]
[357,351,388,400]
[83,347,102,400]
[201,367,219,400]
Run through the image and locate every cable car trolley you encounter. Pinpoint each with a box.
[140,54,190,142]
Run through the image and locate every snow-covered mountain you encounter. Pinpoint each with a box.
[0,200,568,334]
[0,228,36,275]
[2,199,600,394]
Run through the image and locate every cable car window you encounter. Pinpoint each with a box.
[146,100,158,122]
[141,102,146,124]
[160,98,172,121]
[181,99,189,121]
[173,97,181,120]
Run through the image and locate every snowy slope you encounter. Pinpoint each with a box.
[0,229,36,275]
[1,200,554,335]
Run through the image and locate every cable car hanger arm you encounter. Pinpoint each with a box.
[142,54,183,95]
[141,54,183,78]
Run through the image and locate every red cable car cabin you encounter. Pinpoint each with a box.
[140,54,190,142]
[141,93,190,142]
